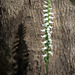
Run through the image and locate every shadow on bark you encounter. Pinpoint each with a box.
[0,4,2,39]
[0,39,11,75]
[0,5,11,75]
[70,0,75,5]
[12,24,29,75]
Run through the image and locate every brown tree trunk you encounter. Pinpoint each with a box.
[1,0,75,75]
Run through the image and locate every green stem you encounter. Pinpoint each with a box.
[46,59,49,75]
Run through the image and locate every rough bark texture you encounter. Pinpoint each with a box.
[1,0,75,75]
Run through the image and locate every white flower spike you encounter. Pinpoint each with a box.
[41,0,54,75]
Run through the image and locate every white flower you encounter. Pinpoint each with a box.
[44,1,47,3]
[49,41,52,44]
[49,12,54,15]
[41,35,46,38]
[42,24,45,26]
[43,18,48,22]
[50,31,53,33]
[49,26,53,29]
[47,27,50,31]
[49,44,53,49]
[42,47,47,51]
[43,10,48,12]
[42,24,47,27]
[47,29,50,32]
[48,33,51,36]
[48,51,53,56]
[48,38,52,42]
[43,5,48,7]
[49,21,53,24]
[49,16,54,19]
[43,14,48,17]
[47,32,51,36]
[42,23,49,27]
[41,41,47,44]
[47,30,51,33]
[45,22,49,26]
[42,54,47,58]
[49,44,53,47]
[49,8,52,10]
[48,35,51,38]
[41,29,45,32]
[47,28,50,35]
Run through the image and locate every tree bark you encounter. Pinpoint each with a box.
[1,0,75,75]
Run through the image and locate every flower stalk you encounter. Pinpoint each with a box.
[41,0,54,75]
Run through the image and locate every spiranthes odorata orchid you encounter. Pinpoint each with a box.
[41,0,54,75]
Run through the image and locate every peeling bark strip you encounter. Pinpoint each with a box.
[1,0,75,75]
